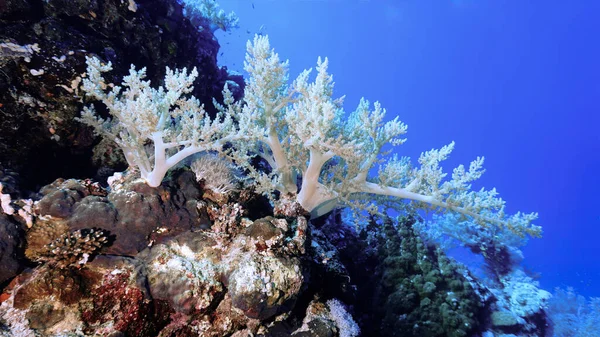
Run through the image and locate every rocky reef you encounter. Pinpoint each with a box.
[0,170,552,336]
[0,0,553,336]
[0,168,358,336]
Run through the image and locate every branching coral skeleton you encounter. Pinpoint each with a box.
[78,35,541,238]
[78,56,236,187]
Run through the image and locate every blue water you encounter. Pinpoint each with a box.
[216,0,600,299]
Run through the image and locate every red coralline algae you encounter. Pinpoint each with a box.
[82,270,169,336]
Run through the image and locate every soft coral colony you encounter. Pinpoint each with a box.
[78,34,541,239]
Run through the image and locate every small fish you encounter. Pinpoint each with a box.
[252,3,255,9]
[257,24,265,36]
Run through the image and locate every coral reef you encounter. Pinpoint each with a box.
[178,0,239,32]
[547,287,600,337]
[0,0,550,336]
[26,227,109,269]
[0,170,552,337]
[485,270,551,336]
[0,172,312,336]
[354,216,486,337]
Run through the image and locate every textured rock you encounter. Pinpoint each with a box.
[226,253,303,320]
[489,269,552,336]
[32,171,208,255]
[0,255,167,337]
[81,261,169,337]
[142,232,224,315]
[289,300,337,337]
[142,215,305,322]
[260,299,357,337]
[36,179,95,218]
[0,172,344,336]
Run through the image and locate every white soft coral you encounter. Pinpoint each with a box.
[79,35,540,239]
[78,56,235,187]
[222,35,540,238]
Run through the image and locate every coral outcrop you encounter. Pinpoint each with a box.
[0,170,312,336]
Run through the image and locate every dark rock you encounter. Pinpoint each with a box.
[0,214,24,287]
[0,0,244,190]
[36,178,93,218]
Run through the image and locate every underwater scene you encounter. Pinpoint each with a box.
[0,0,598,336]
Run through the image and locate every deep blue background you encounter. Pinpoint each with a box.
[216,0,600,298]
